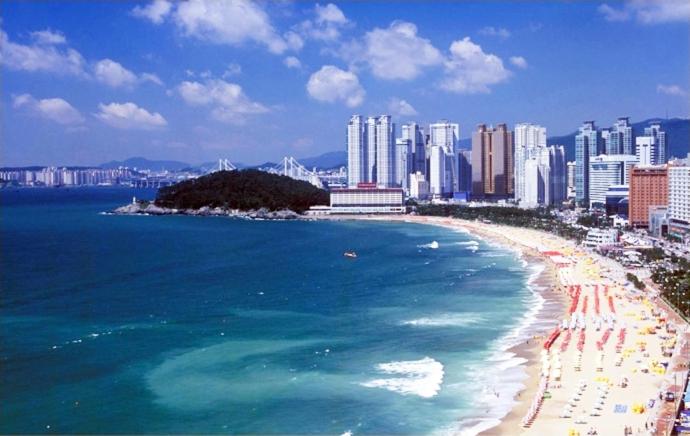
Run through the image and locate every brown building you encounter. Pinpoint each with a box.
[471,123,514,198]
[629,165,668,228]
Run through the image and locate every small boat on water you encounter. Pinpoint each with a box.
[429,241,439,249]
[343,251,357,258]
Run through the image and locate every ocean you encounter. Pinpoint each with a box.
[0,187,549,435]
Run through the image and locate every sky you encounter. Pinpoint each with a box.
[2,0,689,167]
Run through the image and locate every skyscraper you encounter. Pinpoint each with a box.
[513,123,547,203]
[636,136,656,166]
[606,117,634,155]
[471,123,514,199]
[668,166,690,240]
[395,138,411,192]
[521,145,566,207]
[429,145,446,197]
[375,115,395,188]
[457,150,472,193]
[642,123,668,164]
[347,115,396,188]
[347,115,366,187]
[567,161,576,199]
[401,122,425,175]
[575,121,603,205]
[588,154,639,207]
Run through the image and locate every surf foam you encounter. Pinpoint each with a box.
[361,357,444,398]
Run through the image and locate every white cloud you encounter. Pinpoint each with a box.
[222,63,242,78]
[93,59,138,88]
[306,65,364,107]
[315,3,348,25]
[13,93,85,125]
[440,37,511,94]
[598,0,690,24]
[509,56,528,69]
[296,3,350,43]
[342,21,443,81]
[95,102,167,130]
[93,59,162,88]
[284,56,302,69]
[0,28,86,76]
[30,29,67,45]
[177,79,269,124]
[173,0,290,54]
[478,26,511,39]
[388,98,418,117]
[131,0,172,24]
[657,84,687,97]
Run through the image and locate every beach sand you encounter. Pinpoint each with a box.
[321,214,689,436]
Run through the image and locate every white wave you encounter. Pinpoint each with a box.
[360,357,444,398]
[418,241,439,249]
[479,252,507,258]
[401,313,485,328]
[455,241,479,246]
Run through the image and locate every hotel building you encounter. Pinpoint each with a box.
[330,183,404,214]
[471,123,514,199]
[628,166,668,228]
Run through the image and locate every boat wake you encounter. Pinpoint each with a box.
[418,241,439,249]
[360,357,444,398]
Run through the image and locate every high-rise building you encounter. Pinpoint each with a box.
[606,117,634,155]
[668,166,690,240]
[429,145,446,196]
[629,165,668,228]
[513,123,547,203]
[588,154,639,208]
[409,171,429,200]
[402,122,426,175]
[347,115,366,187]
[471,123,514,199]
[521,145,566,207]
[347,115,396,188]
[457,150,472,193]
[567,161,576,199]
[395,138,411,192]
[365,116,378,183]
[636,136,656,166]
[644,123,667,164]
[575,121,603,205]
[428,121,459,150]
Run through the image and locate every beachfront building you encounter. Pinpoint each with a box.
[347,115,366,187]
[588,154,638,208]
[513,123,547,203]
[347,115,396,188]
[409,171,429,200]
[575,121,603,205]
[520,144,567,208]
[471,123,514,199]
[628,165,668,228]
[330,183,404,214]
[584,228,619,248]
[428,120,459,195]
[668,166,690,240]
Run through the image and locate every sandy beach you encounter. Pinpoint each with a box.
[323,214,690,436]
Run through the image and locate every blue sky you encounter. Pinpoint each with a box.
[2,0,689,166]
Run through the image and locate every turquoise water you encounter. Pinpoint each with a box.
[0,188,543,434]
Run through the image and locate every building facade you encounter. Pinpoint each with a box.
[606,117,634,155]
[575,121,603,205]
[628,165,668,228]
[644,123,667,164]
[330,184,404,214]
[346,115,366,187]
[668,166,690,240]
[513,123,547,203]
[471,123,514,199]
[588,154,638,208]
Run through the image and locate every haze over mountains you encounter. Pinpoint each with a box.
[95,117,688,172]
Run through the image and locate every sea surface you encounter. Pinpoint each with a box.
[1,187,551,435]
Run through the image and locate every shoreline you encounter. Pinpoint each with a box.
[321,214,569,435]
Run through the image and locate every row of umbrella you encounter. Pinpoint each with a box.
[521,375,549,427]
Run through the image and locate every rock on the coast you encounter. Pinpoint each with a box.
[111,202,300,220]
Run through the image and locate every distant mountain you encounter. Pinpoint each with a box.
[100,157,190,172]
[298,151,347,169]
[548,118,689,162]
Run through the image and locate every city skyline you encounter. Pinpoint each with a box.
[2,0,689,167]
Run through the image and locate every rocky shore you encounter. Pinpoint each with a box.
[112,202,302,220]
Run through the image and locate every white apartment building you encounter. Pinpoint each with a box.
[668,166,690,239]
[636,136,656,166]
[429,145,446,197]
[584,228,619,248]
[513,123,547,203]
[330,186,404,214]
[347,115,366,187]
[409,171,429,200]
[375,115,395,188]
[395,138,411,193]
